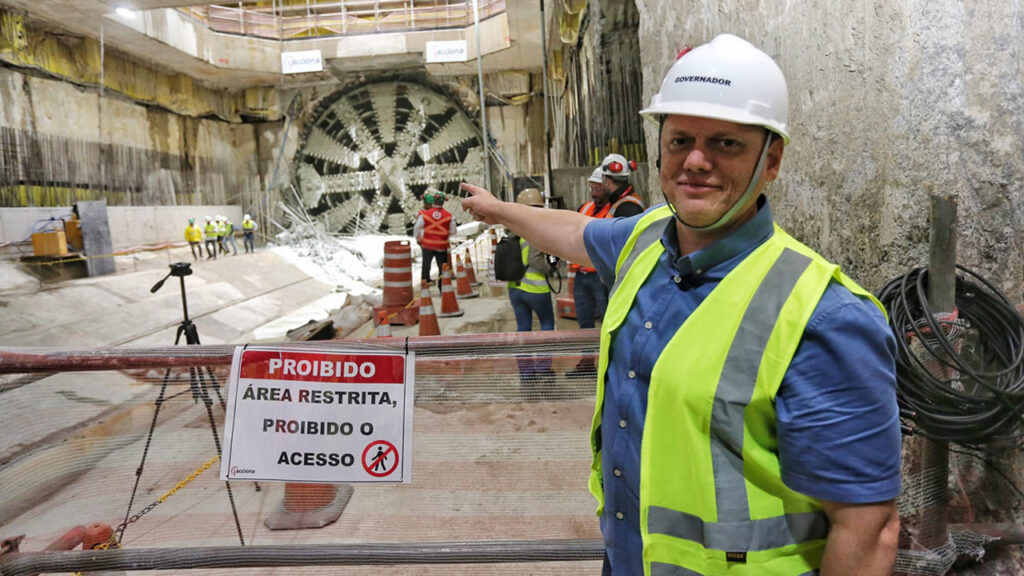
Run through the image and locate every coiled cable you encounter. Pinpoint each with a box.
[876,265,1024,447]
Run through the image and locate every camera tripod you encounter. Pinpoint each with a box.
[117,262,245,546]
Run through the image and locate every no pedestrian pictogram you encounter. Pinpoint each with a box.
[362,440,399,478]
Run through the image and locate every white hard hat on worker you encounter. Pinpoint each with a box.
[640,34,789,233]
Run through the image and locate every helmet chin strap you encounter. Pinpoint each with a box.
[662,132,773,232]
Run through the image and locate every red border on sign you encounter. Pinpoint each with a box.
[362,440,399,478]
[240,349,405,384]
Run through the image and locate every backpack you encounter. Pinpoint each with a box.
[493,234,526,282]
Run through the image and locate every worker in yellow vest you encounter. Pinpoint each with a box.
[460,34,899,576]
[241,213,258,253]
[203,215,218,260]
[184,218,203,260]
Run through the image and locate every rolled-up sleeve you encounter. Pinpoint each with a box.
[776,285,902,503]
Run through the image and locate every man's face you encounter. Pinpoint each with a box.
[659,114,783,229]
[589,181,606,205]
[601,176,620,199]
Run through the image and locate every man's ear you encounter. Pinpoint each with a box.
[763,137,785,182]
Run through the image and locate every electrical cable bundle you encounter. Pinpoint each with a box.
[875,265,1024,447]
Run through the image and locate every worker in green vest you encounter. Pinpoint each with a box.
[460,34,899,576]
[202,215,218,260]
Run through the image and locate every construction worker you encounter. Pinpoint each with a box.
[461,34,899,576]
[184,218,203,261]
[216,216,228,255]
[241,213,257,253]
[508,188,556,397]
[414,189,456,289]
[598,153,646,218]
[222,216,238,255]
[203,215,218,260]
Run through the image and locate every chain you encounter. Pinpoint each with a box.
[70,538,120,575]
[115,455,220,534]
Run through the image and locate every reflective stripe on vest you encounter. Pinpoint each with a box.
[509,238,549,294]
[420,208,452,252]
[611,191,644,214]
[589,205,885,575]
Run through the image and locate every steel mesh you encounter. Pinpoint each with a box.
[0,340,602,574]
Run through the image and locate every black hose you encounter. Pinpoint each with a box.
[875,265,1024,447]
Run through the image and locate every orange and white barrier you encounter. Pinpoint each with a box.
[374,309,393,338]
[374,240,418,326]
[556,269,577,320]
[418,281,441,336]
[454,255,479,299]
[437,263,464,318]
[465,250,481,286]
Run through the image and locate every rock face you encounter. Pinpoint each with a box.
[628,3,1024,574]
[633,0,1022,302]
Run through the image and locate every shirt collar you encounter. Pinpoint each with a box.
[660,195,775,288]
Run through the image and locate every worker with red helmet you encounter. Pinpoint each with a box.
[414,190,457,289]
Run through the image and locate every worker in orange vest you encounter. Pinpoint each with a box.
[414,190,457,290]
[598,153,646,219]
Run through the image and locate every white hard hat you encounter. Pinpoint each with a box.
[600,153,637,181]
[244,214,251,220]
[640,34,790,144]
[587,167,603,183]
[205,215,211,220]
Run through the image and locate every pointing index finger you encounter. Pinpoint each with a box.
[460,182,486,196]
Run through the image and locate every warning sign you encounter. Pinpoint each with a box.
[362,440,399,477]
[219,346,414,483]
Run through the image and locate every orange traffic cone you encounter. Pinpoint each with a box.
[455,255,479,299]
[374,309,393,338]
[465,250,481,286]
[418,281,441,336]
[556,268,577,319]
[437,263,464,317]
[81,523,114,550]
[264,483,353,530]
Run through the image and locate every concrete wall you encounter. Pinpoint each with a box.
[0,205,242,251]
[634,0,1023,302]
[0,67,273,208]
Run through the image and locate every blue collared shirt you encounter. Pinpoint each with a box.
[583,198,901,575]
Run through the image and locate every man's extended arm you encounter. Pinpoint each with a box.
[460,182,594,267]
[819,499,899,576]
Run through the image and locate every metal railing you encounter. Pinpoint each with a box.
[180,0,506,40]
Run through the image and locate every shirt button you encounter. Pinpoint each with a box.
[613,468,622,477]
[616,512,624,520]
[618,419,627,429]
[644,321,653,330]
[627,370,636,379]
[695,269,703,275]
[673,275,681,284]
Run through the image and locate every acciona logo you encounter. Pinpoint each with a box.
[230,465,256,475]
[282,50,324,74]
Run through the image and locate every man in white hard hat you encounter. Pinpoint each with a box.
[597,153,645,218]
[462,34,899,576]
[241,213,258,253]
[203,215,218,260]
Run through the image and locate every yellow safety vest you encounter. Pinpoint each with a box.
[184,225,202,243]
[508,238,549,294]
[243,219,255,230]
[204,222,218,238]
[588,205,885,575]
